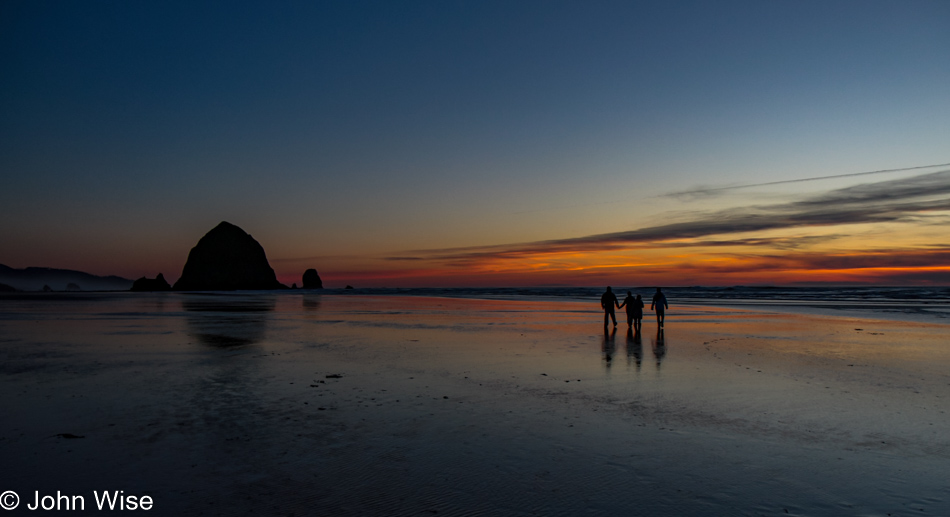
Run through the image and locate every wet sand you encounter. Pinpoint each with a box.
[1,293,949,515]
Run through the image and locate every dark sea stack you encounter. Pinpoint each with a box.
[302,269,323,289]
[131,273,172,292]
[173,222,286,291]
[65,283,81,291]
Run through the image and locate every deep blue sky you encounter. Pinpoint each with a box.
[2,1,948,285]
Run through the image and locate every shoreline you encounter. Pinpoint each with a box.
[4,287,950,326]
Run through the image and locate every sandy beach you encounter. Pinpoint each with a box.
[1,292,948,516]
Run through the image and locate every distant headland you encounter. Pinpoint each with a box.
[2,221,324,292]
[0,264,133,292]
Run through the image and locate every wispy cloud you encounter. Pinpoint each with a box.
[396,170,950,265]
[697,248,950,274]
[665,162,950,200]
[665,234,846,250]
[270,254,366,264]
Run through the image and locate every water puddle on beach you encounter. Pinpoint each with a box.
[1,292,949,516]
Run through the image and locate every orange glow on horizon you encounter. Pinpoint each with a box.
[295,245,950,288]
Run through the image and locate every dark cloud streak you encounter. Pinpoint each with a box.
[400,170,950,264]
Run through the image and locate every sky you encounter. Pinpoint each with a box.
[2,0,949,287]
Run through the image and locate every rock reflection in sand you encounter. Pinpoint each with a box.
[182,293,275,347]
[301,294,321,312]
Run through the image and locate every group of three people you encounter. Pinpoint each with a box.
[600,286,668,331]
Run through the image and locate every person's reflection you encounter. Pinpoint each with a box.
[183,294,275,347]
[602,325,617,370]
[651,328,667,370]
[626,327,642,371]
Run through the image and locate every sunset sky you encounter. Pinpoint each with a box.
[2,1,949,287]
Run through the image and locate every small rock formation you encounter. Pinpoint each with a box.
[291,283,297,289]
[344,285,354,290]
[302,269,323,289]
[65,283,81,291]
[173,222,286,291]
[42,285,52,292]
[131,273,172,291]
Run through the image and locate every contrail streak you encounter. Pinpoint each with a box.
[669,162,950,197]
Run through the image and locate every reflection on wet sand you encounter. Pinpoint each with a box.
[302,294,322,311]
[601,326,617,370]
[179,294,288,478]
[2,295,950,515]
[183,294,275,347]
[652,328,667,370]
[625,327,642,371]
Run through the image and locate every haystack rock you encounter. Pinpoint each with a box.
[173,222,286,291]
[131,273,171,292]
[302,269,323,289]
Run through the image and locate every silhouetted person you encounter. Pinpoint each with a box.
[625,327,642,370]
[651,287,668,327]
[600,286,619,327]
[652,328,666,370]
[602,325,617,369]
[619,291,644,332]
